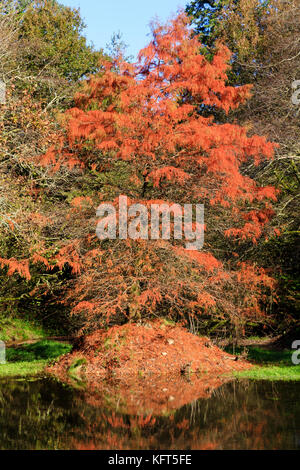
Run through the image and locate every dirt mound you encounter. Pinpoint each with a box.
[49,321,252,407]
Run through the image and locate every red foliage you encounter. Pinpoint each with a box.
[1,13,279,332]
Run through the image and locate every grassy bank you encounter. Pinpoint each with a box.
[226,345,300,381]
[0,340,72,378]
[0,317,50,343]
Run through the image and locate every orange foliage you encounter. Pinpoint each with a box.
[1,13,279,332]
[0,258,31,281]
[40,14,274,210]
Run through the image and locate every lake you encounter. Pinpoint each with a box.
[0,376,299,450]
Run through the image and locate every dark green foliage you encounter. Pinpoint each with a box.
[186,0,229,47]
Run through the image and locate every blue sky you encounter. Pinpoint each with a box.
[60,0,185,60]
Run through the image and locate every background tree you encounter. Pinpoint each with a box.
[186,0,271,85]
[1,0,103,109]
[0,0,104,332]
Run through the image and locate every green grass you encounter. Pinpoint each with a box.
[0,361,50,378]
[68,357,87,371]
[0,340,72,378]
[0,317,48,343]
[6,340,72,362]
[225,345,300,381]
[235,365,300,381]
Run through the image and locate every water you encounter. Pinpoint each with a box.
[0,376,299,450]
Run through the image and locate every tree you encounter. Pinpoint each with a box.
[186,0,272,85]
[1,0,103,109]
[0,0,105,326]
[186,0,229,48]
[1,13,278,339]
[19,0,101,80]
[186,0,300,143]
[187,0,300,331]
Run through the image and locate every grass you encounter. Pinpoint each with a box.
[68,357,87,371]
[0,340,72,378]
[225,345,300,381]
[0,361,50,378]
[235,365,300,381]
[0,317,49,343]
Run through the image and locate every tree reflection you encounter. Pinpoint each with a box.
[0,377,299,450]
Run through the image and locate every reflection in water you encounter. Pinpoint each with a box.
[0,376,299,450]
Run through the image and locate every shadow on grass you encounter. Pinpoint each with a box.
[224,345,300,381]
[6,341,72,363]
[225,345,294,367]
[0,341,72,378]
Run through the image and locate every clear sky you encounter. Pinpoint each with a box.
[60,0,185,60]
